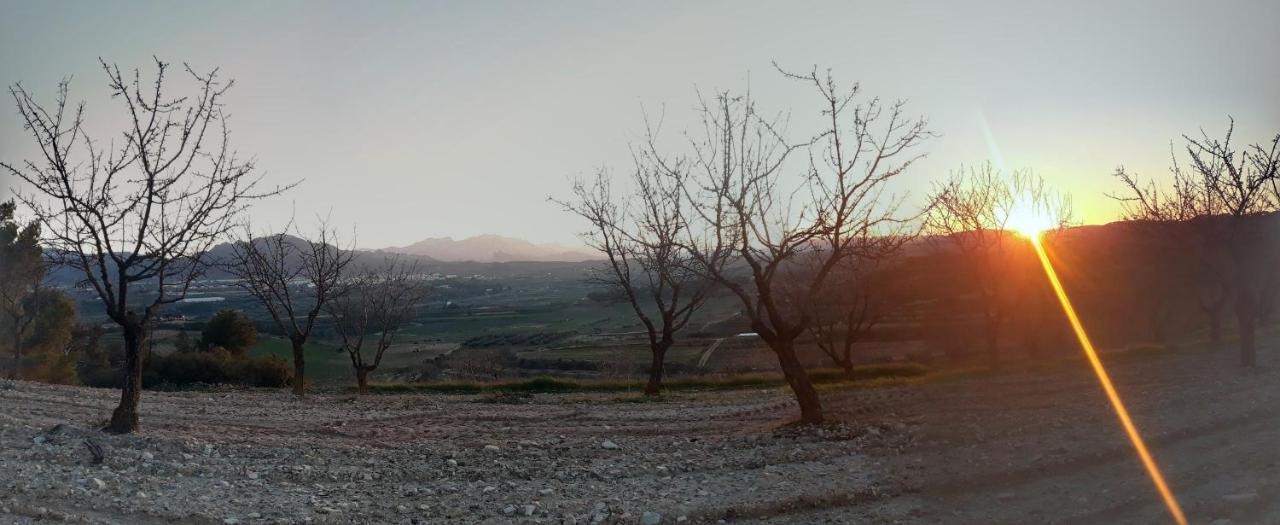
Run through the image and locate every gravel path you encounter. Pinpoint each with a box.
[3,345,1276,524]
[0,383,910,524]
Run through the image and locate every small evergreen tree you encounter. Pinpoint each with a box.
[201,310,258,356]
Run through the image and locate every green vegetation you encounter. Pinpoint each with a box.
[366,362,929,395]
[145,350,291,389]
[201,309,258,355]
[247,336,347,384]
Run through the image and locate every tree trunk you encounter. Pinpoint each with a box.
[8,330,20,381]
[355,367,370,395]
[105,326,145,434]
[1236,297,1257,367]
[291,338,306,396]
[984,313,1000,370]
[840,357,855,380]
[1206,307,1223,349]
[772,339,823,424]
[643,344,668,397]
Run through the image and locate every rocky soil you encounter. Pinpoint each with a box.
[3,344,1278,524]
[0,381,914,524]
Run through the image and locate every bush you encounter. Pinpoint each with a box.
[143,350,291,389]
[236,355,292,387]
[201,309,258,355]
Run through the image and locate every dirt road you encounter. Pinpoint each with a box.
[2,346,1276,523]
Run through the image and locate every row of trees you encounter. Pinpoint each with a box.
[560,67,1073,423]
[3,59,426,433]
[5,58,1276,432]
[560,65,1275,425]
[1114,119,1280,367]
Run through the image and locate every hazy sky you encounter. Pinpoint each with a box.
[2,0,1278,248]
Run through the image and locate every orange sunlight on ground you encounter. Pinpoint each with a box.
[1029,236,1188,525]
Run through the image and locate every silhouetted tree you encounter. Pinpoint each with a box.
[326,258,426,394]
[1115,118,1280,366]
[926,165,1069,368]
[555,166,712,396]
[3,58,283,433]
[806,248,913,377]
[651,66,932,424]
[224,221,352,395]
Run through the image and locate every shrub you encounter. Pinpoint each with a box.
[201,309,258,355]
[235,355,292,387]
[142,349,291,389]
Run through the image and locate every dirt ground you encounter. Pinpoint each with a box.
[2,346,1277,524]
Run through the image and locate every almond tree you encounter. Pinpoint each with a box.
[653,67,932,424]
[555,166,713,396]
[224,221,353,395]
[806,247,911,378]
[1115,118,1280,366]
[326,259,427,394]
[3,58,282,433]
[926,165,1069,368]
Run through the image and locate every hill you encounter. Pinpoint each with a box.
[384,234,598,263]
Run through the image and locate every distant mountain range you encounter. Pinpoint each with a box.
[382,234,598,263]
[44,233,599,287]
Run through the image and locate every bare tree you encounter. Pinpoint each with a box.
[1115,118,1280,366]
[650,67,931,424]
[3,58,283,433]
[326,259,427,394]
[224,220,353,395]
[926,165,1069,369]
[806,248,911,378]
[555,166,713,396]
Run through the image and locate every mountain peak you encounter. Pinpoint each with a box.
[384,234,597,263]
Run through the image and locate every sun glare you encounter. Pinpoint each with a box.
[1030,239,1188,525]
[1007,195,1057,242]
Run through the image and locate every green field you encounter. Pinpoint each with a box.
[247,337,351,386]
[518,344,706,366]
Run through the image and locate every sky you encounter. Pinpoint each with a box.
[2,0,1278,249]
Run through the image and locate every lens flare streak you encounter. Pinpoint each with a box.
[1030,236,1188,525]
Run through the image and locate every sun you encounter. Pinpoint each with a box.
[1006,194,1057,242]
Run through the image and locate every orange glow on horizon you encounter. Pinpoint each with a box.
[1030,235,1188,525]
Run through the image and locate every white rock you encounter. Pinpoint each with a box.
[141,452,154,461]
[446,459,458,468]
[223,519,240,525]
[90,478,106,490]
[484,444,500,451]
[1223,492,1259,503]
[503,505,516,515]
[641,511,662,525]
[523,505,536,516]
[601,440,621,450]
